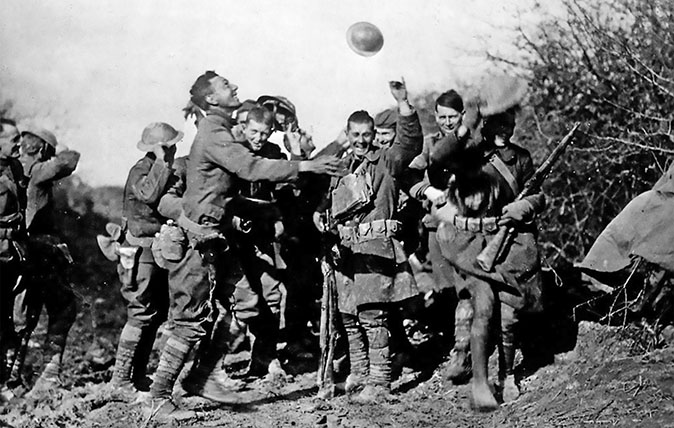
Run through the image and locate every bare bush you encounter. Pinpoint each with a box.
[500,0,674,267]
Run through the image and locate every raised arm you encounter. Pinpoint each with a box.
[26,149,80,184]
[385,79,423,177]
[131,158,172,205]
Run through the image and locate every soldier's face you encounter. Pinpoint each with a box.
[375,127,396,149]
[435,105,463,135]
[0,125,20,158]
[244,119,272,152]
[347,121,375,157]
[206,76,241,109]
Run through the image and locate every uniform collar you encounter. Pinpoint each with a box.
[345,147,381,171]
[205,108,234,128]
[485,144,517,164]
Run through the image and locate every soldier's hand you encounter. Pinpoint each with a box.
[232,124,246,141]
[298,156,345,176]
[424,186,446,206]
[274,221,285,239]
[499,200,535,226]
[312,211,326,233]
[336,128,349,148]
[285,129,303,157]
[389,77,408,103]
[152,144,168,162]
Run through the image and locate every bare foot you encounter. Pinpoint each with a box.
[471,381,498,412]
[501,375,520,403]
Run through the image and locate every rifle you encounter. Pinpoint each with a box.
[476,123,581,272]
[316,211,338,399]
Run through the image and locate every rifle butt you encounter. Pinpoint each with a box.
[477,226,509,272]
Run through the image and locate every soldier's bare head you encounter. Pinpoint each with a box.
[244,107,274,152]
[0,118,20,158]
[190,71,241,111]
[346,110,375,158]
[435,90,464,136]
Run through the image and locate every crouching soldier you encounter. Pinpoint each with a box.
[11,127,80,397]
[103,122,181,393]
[433,105,544,411]
[0,119,25,398]
[313,79,423,403]
[144,70,343,421]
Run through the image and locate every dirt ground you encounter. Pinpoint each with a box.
[2,272,674,428]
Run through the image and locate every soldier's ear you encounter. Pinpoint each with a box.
[204,93,218,107]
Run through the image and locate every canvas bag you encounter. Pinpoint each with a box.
[331,161,374,220]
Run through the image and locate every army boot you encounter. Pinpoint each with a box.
[446,299,473,383]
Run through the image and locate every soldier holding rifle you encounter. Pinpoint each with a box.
[431,76,553,411]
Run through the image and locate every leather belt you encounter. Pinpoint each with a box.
[124,232,155,247]
[177,212,220,237]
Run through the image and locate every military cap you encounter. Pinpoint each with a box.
[374,108,397,129]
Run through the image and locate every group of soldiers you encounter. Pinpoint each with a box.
[1,69,548,420]
[0,120,80,400]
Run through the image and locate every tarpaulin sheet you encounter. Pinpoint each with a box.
[579,163,674,274]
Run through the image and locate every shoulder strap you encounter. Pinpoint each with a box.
[489,154,519,196]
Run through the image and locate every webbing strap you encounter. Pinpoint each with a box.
[489,154,519,196]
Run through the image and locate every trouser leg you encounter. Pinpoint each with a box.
[113,261,168,388]
[340,312,368,388]
[0,265,19,384]
[446,296,473,382]
[470,279,498,411]
[499,302,520,402]
[359,306,391,389]
[41,274,77,380]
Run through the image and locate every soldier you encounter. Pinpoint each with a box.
[0,119,24,398]
[107,122,181,393]
[408,90,469,365]
[373,107,397,149]
[145,70,342,420]
[230,106,288,379]
[313,78,423,403]
[12,126,80,397]
[432,105,544,410]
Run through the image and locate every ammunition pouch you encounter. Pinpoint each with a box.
[337,219,401,247]
[449,214,500,234]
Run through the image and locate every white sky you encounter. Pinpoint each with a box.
[0,0,545,186]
